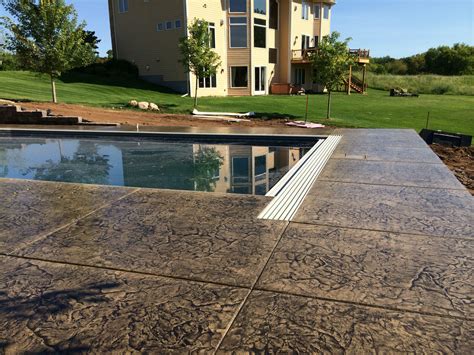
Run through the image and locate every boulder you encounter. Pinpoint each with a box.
[149,102,160,111]
[128,100,138,107]
[138,101,149,110]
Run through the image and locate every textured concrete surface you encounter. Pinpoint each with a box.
[0,256,247,353]
[1,128,473,353]
[218,291,473,354]
[319,158,466,189]
[257,224,474,319]
[16,189,286,287]
[294,181,474,238]
[0,179,133,253]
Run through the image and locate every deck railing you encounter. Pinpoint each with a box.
[292,48,370,62]
[349,49,371,61]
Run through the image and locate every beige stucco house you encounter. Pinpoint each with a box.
[108,0,340,96]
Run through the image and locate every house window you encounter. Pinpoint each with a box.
[314,4,321,19]
[255,184,267,195]
[208,22,216,48]
[254,0,266,14]
[230,17,247,48]
[229,0,247,13]
[301,35,310,50]
[156,23,164,32]
[323,5,330,19]
[269,0,278,29]
[302,1,309,20]
[255,155,267,178]
[314,36,319,47]
[295,68,306,85]
[232,157,250,183]
[254,19,266,48]
[118,0,128,13]
[269,48,278,64]
[199,74,217,88]
[255,67,266,93]
[175,20,182,29]
[231,66,248,88]
[166,21,173,30]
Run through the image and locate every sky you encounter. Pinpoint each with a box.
[1,0,473,58]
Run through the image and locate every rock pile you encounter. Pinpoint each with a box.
[128,100,160,111]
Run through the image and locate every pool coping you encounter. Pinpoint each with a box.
[0,127,328,142]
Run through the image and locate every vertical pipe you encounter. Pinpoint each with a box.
[305,94,309,123]
[51,76,57,104]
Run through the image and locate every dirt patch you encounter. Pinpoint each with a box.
[431,144,474,195]
[19,102,300,128]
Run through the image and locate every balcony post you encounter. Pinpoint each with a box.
[347,65,352,95]
[362,64,367,94]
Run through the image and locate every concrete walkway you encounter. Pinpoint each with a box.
[0,129,472,353]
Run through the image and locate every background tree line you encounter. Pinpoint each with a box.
[369,43,474,76]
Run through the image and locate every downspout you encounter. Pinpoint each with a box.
[288,0,292,84]
[183,0,191,95]
[274,0,281,91]
[109,0,119,58]
[249,0,253,96]
[223,0,228,96]
[319,2,323,39]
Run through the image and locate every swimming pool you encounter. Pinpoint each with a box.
[0,130,320,196]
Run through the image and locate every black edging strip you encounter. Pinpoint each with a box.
[0,128,327,147]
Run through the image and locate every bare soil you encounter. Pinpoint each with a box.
[20,102,294,128]
[431,144,474,195]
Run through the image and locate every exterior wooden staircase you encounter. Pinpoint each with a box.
[344,74,367,94]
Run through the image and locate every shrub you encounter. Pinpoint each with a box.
[68,59,139,78]
[0,51,20,70]
[431,84,451,95]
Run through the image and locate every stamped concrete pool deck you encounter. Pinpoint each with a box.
[0,128,473,353]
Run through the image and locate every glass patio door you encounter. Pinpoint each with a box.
[254,66,266,95]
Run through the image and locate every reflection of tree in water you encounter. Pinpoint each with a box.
[0,149,7,178]
[0,142,27,178]
[193,147,224,192]
[30,142,112,185]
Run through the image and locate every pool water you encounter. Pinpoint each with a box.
[0,136,311,195]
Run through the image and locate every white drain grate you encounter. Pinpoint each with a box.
[259,135,342,221]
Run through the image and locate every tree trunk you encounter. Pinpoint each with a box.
[50,75,57,104]
[326,91,332,119]
[194,75,199,109]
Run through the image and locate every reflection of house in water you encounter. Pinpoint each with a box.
[1,138,308,194]
[194,144,305,195]
[121,142,305,194]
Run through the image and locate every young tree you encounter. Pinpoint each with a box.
[0,0,97,103]
[179,19,221,109]
[309,32,354,119]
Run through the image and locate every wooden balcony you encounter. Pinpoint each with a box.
[291,48,371,64]
[291,49,316,64]
[349,49,371,64]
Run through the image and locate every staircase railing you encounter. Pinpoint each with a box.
[344,74,367,93]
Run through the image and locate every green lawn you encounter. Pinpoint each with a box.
[1,70,473,136]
